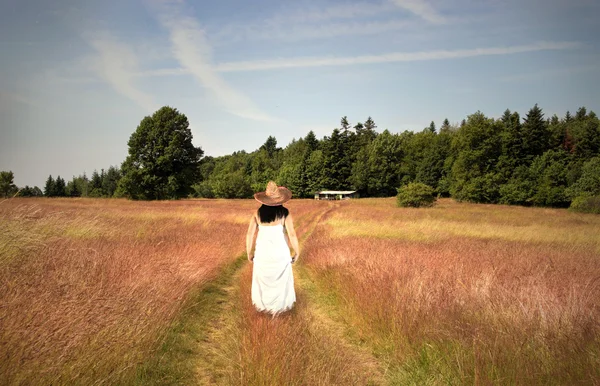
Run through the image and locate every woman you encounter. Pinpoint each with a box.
[246,181,299,314]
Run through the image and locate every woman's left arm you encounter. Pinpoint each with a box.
[246,214,258,261]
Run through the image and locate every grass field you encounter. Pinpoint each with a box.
[1,197,599,385]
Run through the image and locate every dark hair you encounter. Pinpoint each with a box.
[257,204,289,224]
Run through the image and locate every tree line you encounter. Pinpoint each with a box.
[42,167,122,198]
[3,104,599,210]
[191,105,600,209]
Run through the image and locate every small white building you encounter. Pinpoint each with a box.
[314,190,359,200]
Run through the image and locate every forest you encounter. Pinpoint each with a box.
[4,104,600,211]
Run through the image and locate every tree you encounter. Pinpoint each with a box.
[565,111,572,122]
[528,150,571,207]
[566,157,600,199]
[570,108,600,159]
[364,116,377,132]
[321,128,352,190]
[415,129,452,191]
[212,170,252,198]
[101,166,121,197]
[260,136,279,158]
[305,150,326,194]
[367,130,404,196]
[521,104,549,161]
[44,175,55,197]
[118,106,203,200]
[55,176,67,197]
[66,177,81,197]
[90,170,103,197]
[427,121,436,133]
[440,118,451,132]
[0,171,17,198]
[18,185,42,197]
[361,116,378,143]
[304,131,319,152]
[450,111,502,202]
[340,116,351,132]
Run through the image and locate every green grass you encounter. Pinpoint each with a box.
[131,254,248,385]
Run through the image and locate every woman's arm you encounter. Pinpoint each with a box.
[246,214,258,261]
[284,214,300,262]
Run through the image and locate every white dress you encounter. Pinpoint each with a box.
[251,222,296,314]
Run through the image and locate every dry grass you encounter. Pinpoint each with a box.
[0,197,255,385]
[305,198,600,384]
[210,263,380,385]
[135,200,380,385]
[2,197,599,385]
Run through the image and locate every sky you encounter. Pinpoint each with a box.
[1,0,599,187]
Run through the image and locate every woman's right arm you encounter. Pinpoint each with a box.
[246,214,258,261]
[284,214,300,262]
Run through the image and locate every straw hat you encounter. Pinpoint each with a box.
[254,181,292,206]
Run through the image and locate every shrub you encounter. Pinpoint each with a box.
[397,182,436,208]
[569,195,600,214]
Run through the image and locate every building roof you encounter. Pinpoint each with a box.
[316,191,357,195]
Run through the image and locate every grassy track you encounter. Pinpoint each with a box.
[134,201,386,385]
[132,254,248,385]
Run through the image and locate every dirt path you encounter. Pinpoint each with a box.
[138,202,385,385]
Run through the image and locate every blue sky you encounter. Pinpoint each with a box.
[1,0,599,187]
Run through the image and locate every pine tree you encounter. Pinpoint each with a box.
[304,131,319,152]
[441,118,451,132]
[260,136,279,158]
[67,177,81,197]
[575,107,587,121]
[522,104,549,161]
[54,176,67,197]
[44,175,55,197]
[90,170,102,193]
[565,111,572,122]
[340,116,351,132]
[354,116,377,146]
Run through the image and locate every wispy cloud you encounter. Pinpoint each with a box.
[269,1,394,24]
[390,0,446,23]
[153,2,279,123]
[209,0,427,43]
[212,18,418,43]
[135,41,581,77]
[84,32,157,112]
[214,41,581,72]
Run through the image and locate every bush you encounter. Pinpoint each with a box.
[397,182,436,208]
[569,195,600,214]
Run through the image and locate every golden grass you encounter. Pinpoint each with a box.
[213,264,381,385]
[305,198,600,384]
[0,197,256,385]
[328,198,600,250]
[134,200,380,385]
[2,196,599,385]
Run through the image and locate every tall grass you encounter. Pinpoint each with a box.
[3,197,599,385]
[206,264,379,385]
[305,198,600,384]
[133,200,381,385]
[0,198,254,385]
